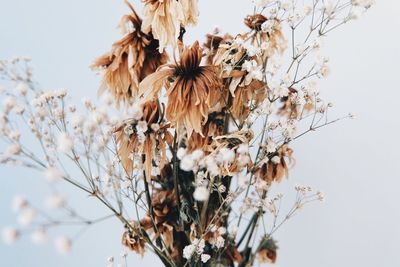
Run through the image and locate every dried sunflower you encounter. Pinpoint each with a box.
[115,101,173,180]
[92,0,168,105]
[139,41,223,137]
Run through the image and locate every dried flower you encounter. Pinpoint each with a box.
[122,224,146,257]
[44,167,63,183]
[115,101,172,180]
[57,133,73,153]
[255,144,294,184]
[257,237,278,264]
[141,0,185,52]
[139,42,223,137]
[92,0,168,105]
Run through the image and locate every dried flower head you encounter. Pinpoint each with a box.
[255,144,294,184]
[92,0,168,105]
[142,0,199,52]
[140,41,223,137]
[122,223,146,257]
[257,237,278,264]
[115,101,173,180]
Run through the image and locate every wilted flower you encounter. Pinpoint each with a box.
[257,237,278,264]
[141,0,199,52]
[92,1,168,105]
[255,144,294,184]
[122,223,146,257]
[139,42,223,137]
[115,101,172,180]
[245,14,286,57]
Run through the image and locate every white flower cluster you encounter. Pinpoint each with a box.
[351,0,374,8]
[183,238,210,263]
[242,59,264,82]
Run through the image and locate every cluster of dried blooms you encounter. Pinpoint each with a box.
[0,0,372,266]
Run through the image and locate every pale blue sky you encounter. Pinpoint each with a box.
[1,1,400,267]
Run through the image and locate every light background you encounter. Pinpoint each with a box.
[1,0,399,266]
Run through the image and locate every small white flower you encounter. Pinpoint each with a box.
[177,147,187,160]
[237,173,250,188]
[218,184,226,193]
[201,254,211,263]
[102,93,114,106]
[319,64,330,77]
[136,121,148,133]
[351,0,374,8]
[196,239,206,254]
[46,193,66,209]
[2,227,19,244]
[193,186,210,202]
[237,144,249,155]
[218,227,227,235]
[17,207,36,226]
[14,105,25,115]
[303,5,313,15]
[305,81,319,96]
[275,85,289,98]
[244,44,261,57]
[219,148,235,164]
[57,133,73,153]
[180,156,195,172]
[12,195,28,212]
[31,228,47,245]
[205,156,220,177]
[191,149,204,161]
[150,123,160,132]
[6,144,21,156]
[271,156,281,164]
[266,139,277,153]
[55,236,72,254]
[183,244,196,260]
[44,167,63,183]
[55,89,67,98]
[214,236,225,249]
[3,96,17,113]
[129,104,143,121]
[8,130,21,141]
[261,20,274,33]
[16,82,29,96]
